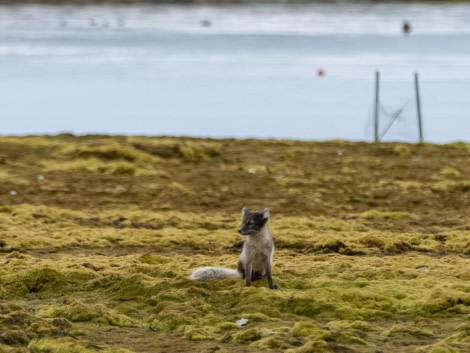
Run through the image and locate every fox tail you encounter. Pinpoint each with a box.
[190,267,241,281]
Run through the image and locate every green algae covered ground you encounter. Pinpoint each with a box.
[1,135,470,353]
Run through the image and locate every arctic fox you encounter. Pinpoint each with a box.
[190,207,279,290]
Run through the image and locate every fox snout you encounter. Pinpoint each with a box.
[238,228,247,235]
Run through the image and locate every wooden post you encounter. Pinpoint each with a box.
[414,72,423,143]
[374,71,380,142]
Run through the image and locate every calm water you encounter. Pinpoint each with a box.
[1,3,470,142]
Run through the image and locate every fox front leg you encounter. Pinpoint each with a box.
[237,260,246,279]
[265,259,279,290]
[244,261,253,287]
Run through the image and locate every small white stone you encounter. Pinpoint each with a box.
[10,190,17,196]
[236,318,248,327]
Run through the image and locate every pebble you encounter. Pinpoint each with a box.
[236,318,248,327]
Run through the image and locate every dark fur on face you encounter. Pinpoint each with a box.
[238,207,269,236]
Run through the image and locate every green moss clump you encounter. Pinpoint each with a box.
[38,299,137,328]
[100,274,156,298]
[360,235,385,249]
[416,344,461,353]
[382,324,433,339]
[322,320,370,346]
[384,241,413,254]
[0,170,29,185]
[38,299,95,322]
[393,144,410,157]
[76,144,143,162]
[202,346,227,353]
[0,206,14,213]
[214,322,239,333]
[168,182,194,196]
[183,326,216,341]
[441,167,461,177]
[7,268,68,298]
[28,337,133,353]
[138,254,170,265]
[253,336,284,349]
[29,321,52,336]
[418,291,470,315]
[282,291,348,320]
[112,163,136,175]
[0,329,30,346]
[285,340,333,353]
[315,239,347,254]
[231,328,262,344]
[179,141,222,163]
[291,321,326,338]
[149,313,189,332]
[359,210,411,220]
[444,322,470,343]
[240,312,277,323]
[130,139,221,163]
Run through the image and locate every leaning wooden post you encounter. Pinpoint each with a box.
[414,72,423,143]
[374,71,380,142]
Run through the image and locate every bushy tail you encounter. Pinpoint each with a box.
[190,267,241,281]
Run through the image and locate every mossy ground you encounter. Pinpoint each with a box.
[1,135,470,352]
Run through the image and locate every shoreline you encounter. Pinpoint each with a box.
[1,133,469,145]
[3,0,470,5]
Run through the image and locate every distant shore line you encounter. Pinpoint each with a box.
[2,0,470,5]
[2,134,470,145]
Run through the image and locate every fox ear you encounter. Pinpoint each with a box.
[242,207,249,216]
[262,208,270,220]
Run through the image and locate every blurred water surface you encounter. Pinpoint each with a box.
[1,3,470,142]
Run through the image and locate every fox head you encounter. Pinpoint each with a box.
[238,207,270,236]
